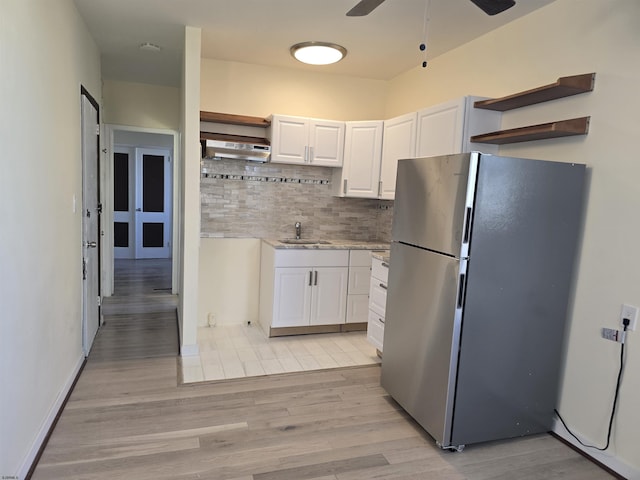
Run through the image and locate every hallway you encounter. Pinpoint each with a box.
[91,259,179,362]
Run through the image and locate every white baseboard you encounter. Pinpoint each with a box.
[180,343,200,356]
[552,421,639,479]
[17,354,85,479]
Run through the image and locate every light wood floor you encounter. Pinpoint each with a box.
[30,258,615,479]
[31,362,614,480]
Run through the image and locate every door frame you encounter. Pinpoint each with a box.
[102,124,180,297]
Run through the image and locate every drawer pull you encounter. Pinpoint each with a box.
[381,262,389,268]
[379,283,387,290]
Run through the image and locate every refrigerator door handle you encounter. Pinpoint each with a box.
[462,207,472,245]
[457,273,466,308]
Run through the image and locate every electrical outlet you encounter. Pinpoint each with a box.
[602,328,619,342]
[620,304,638,331]
[602,327,626,343]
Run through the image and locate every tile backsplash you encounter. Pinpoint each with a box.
[201,158,393,241]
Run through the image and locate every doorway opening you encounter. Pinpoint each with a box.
[102,126,179,300]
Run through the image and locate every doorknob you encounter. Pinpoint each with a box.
[84,241,97,248]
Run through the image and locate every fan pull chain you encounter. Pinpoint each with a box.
[419,0,431,68]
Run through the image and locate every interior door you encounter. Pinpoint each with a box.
[134,148,172,259]
[81,90,101,355]
[113,146,135,258]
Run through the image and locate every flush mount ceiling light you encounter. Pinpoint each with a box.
[139,42,162,53]
[290,42,347,65]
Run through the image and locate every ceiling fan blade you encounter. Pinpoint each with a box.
[469,0,516,15]
[346,0,387,17]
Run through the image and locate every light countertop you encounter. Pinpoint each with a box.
[371,250,391,263]
[263,238,390,251]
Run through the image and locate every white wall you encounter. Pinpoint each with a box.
[103,79,181,130]
[200,58,388,121]
[179,26,202,356]
[387,0,639,475]
[0,0,101,475]
[198,238,261,326]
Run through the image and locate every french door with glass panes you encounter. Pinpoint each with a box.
[113,147,172,259]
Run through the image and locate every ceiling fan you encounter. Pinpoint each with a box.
[347,0,516,17]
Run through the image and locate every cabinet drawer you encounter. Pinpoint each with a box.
[367,310,384,352]
[274,249,349,267]
[369,278,387,317]
[371,257,389,284]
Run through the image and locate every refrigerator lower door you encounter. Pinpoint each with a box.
[381,241,465,448]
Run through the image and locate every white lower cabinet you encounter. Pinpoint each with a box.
[367,255,389,352]
[273,266,348,327]
[260,245,349,332]
[259,244,377,335]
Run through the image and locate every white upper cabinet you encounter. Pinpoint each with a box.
[270,114,345,167]
[416,96,501,158]
[333,120,384,198]
[379,112,417,200]
[416,98,466,158]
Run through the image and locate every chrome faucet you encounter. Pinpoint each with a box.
[295,222,301,239]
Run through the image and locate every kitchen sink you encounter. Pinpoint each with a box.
[279,239,331,245]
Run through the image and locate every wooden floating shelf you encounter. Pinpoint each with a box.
[470,117,590,145]
[200,111,270,128]
[474,73,595,111]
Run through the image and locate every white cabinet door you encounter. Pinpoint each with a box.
[310,267,348,325]
[272,267,312,327]
[270,115,344,166]
[309,119,345,167]
[416,98,466,158]
[348,266,372,295]
[416,96,501,157]
[380,112,417,200]
[270,115,309,165]
[347,295,370,324]
[338,120,383,198]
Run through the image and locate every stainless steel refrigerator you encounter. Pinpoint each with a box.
[381,152,585,451]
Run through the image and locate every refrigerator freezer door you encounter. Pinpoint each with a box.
[381,241,465,447]
[391,153,478,258]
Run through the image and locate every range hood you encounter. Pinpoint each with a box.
[203,139,270,163]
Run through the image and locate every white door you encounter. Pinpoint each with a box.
[113,146,135,259]
[81,91,101,355]
[273,267,312,327]
[308,120,344,167]
[134,148,172,259]
[310,267,348,326]
[379,112,417,200]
